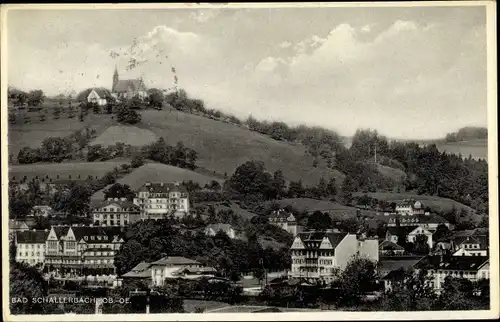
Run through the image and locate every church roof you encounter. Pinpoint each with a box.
[113,79,146,93]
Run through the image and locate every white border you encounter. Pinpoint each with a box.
[1,2,498,321]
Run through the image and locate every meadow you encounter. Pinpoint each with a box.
[8,111,115,158]
[352,192,477,216]
[9,161,129,182]
[90,125,158,146]
[264,198,377,220]
[138,109,345,186]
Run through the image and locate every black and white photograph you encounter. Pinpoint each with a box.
[1,2,498,321]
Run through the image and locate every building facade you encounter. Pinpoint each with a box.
[15,230,49,266]
[414,255,490,294]
[134,182,190,220]
[386,226,434,250]
[452,235,489,257]
[91,198,141,227]
[111,66,148,101]
[149,256,204,287]
[44,225,125,276]
[269,209,299,236]
[289,230,379,283]
[395,199,425,216]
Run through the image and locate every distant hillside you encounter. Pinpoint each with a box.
[445,127,487,142]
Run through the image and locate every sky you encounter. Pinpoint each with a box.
[7,5,489,139]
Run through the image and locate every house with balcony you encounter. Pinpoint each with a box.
[149,256,211,287]
[44,225,125,276]
[134,182,190,220]
[452,234,489,257]
[289,229,379,284]
[91,198,141,227]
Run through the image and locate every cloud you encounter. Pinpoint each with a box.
[279,41,292,49]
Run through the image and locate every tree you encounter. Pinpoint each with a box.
[326,177,337,197]
[226,161,273,199]
[148,88,164,109]
[53,103,62,119]
[116,104,141,124]
[335,256,378,305]
[131,155,145,168]
[271,170,286,199]
[27,89,45,109]
[412,234,430,255]
[128,96,144,110]
[435,277,486,310]
[10,262,51,314]
[307,211,333,230]
[340,175,355,204]
[17,147,40,164]
[288,180,305,198]
[104,183,135,201]
[379,267,436,311]
[87,144,105,162]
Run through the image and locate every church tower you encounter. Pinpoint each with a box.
[112,65,119,92]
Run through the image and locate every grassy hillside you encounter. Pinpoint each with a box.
[352,192,476,215]
[264,198,377,220]
[91,162,222,200]
[90,125,158,146]
[8,112,115,158]
[376,164,407,183]
[9,161,129,182]
[138,109,345,186]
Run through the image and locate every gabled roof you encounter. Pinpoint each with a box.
[9,220,30,230]
[113,79,146,93]
[454,235,489,249]
[378,256,424,279]
[150,256,201,266]
[269,209,295,221]
[122,262,152,278]
[386,226,420,236]
[137,182,187,193]
[379,240,405,251]
[295,231,348,250]
[91,199,139,211]
[16,230,49,244]
[51,226,124,243]
[415,255,489,271]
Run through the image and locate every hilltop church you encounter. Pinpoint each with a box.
[111,66,148,101]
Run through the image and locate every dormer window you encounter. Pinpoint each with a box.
[91,236,95,240]
[84,236,88,241]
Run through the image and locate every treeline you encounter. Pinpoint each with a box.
[445,127,488,142]
[140,138,198,170]
[345,129,489,214]
[17,127,97,164]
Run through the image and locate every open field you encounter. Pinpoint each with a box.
[91,162,222,200]
[138,109,345,186]
[215,202,257,220]
[377,164,407,182]
[264,198,377,220]
[90,125,158,146]
[9,161,129,182]
[8,112,115,158]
